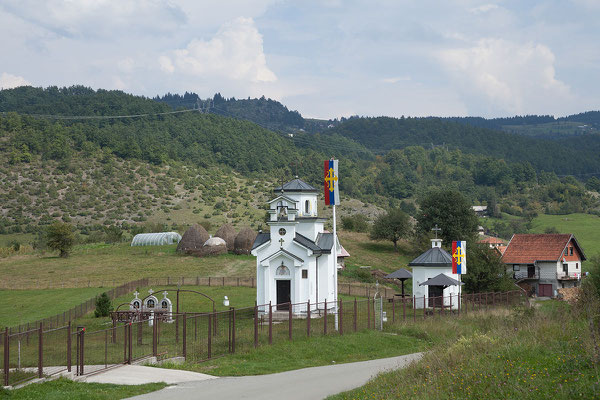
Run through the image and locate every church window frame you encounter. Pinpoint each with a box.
[279,228,286,236]
[305,200,311,215]
[147,299,155,308]
[276,264,290,276]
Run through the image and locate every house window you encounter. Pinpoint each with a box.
[513,265,520,272]
[302,269,308,279]
[305,200,311,214]
[576,263,579,269]
[563,263,568,273]
[570,247,573,256]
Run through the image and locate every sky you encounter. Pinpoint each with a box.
[0,0,598,119]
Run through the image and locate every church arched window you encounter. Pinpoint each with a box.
[147,299,155,308]
[276,265,290,276]
[305,200,311,214]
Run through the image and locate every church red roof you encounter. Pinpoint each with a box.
[501,234,585,264]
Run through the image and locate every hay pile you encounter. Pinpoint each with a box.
[177,224,209,254]
[215,224,236,252]
[557,287,580,303]
[234,228,258,255]
[202,237,227,256]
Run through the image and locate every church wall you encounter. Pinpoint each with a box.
[412,267,461,310]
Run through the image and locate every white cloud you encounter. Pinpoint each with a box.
[381,76,411,84]
[162,17,276,83]
[439,39,572,115]
[469,4,499,14]
[0,72,30,89]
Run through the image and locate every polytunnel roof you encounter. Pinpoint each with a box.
[131,232,182,246]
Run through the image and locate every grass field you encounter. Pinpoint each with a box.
[0,378,166,399]
[0,243,255,289]
[330,301,600,400]
[529,213,600,258]
[0,288,106,328]
[157,329,426,376]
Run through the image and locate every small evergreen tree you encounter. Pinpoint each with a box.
[94,292,113,317]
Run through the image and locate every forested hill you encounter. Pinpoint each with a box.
[324,116,600,176]
[0,85,168,116]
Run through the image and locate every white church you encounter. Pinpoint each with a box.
[251,178,341,312]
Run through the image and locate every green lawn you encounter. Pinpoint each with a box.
[330,301,600,400]
[0,378,166,400]
[157,329,426,376]
[0,243,255,289]
[529,213,600,258]
[0,288,107,328]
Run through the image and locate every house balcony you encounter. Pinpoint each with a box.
[557,272,581,281]
[513,271,539,280]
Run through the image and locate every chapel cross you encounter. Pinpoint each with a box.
[163,291,168,298]
[279,238,285,248]
[431,224,441,239]
[148,289,154,295]
[325,168,337,192]
[133,291,139,299]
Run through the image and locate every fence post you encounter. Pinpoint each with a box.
[307,300,311,337]
[67,321,71,372]
[153,317,157,357]
[268,302,273,345]
[4,327,9,386]
[138,320,142,346]
[208,277,211,287]
[123,324,128,363]
[183,313,187,360]
[128,323,132,365]
[373,298,376,329]
[232,308,236,354]
[324,299,328,335]
[208,313,212,359]
[112,318,116,344]
[367,297,370,329]
[80,328,85,376]
[339,300,343,335]
[38,323,43,379]
[288,303,292,341]
[413,295,416,323]
[402,296,406,322]
[392,297,395,323]
[423,295,426,320]
[450,294,453,315]
[254,304,258,348]
[353,298,357,332]
[223,277,225,286]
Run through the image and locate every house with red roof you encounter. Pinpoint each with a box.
[502,234,586,297]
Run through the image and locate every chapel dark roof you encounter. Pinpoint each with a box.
[294,233,321,252]
[274,178,318,193]
[419,273,464,287]
[251,232,271,250]
[294,232,333,254]
[385,268,413,280]
[408,247,453,267]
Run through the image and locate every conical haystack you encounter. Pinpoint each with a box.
[177,224,210,254]
[202,237,227,256]
[215,224,236,252]
[234,228,258,255]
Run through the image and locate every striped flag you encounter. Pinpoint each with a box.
[324,159,340,206]
[452,241,467,274]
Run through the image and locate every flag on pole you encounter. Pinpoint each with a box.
[324,159,340,206]
[452,241,467,274]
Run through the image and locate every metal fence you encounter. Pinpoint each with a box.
[2,290,525,386]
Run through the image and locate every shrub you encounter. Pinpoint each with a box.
[94,292,113,317]
[341,214,370,232]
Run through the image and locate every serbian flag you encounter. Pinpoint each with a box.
[452,241,467,274]
[324,159,340,206]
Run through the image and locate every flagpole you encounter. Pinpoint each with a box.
[333,203,339,331]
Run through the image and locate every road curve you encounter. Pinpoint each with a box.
[129,352,422,400]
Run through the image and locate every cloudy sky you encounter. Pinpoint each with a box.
[1,0,598,119]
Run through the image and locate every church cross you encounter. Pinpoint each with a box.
[163,291,168,298]
[133,291,139,299]
[148,289,154,295]
[431,224,441,239]
[279,238,285,248]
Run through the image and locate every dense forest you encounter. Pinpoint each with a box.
[1,86,600,237]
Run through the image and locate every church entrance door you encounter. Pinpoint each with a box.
[276,280,291,310]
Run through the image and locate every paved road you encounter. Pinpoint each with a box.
[129,353,422,400]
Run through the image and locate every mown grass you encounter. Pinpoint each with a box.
[156,328,426,376]
[0,243,255,289]
[0,288,106,328]
[0,378,166,399]
[529,213,600,258]
[330,301,600,399]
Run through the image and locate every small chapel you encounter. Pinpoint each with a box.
[251,178,341,312]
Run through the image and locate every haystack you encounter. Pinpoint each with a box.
[202,236,227,256]
[215,224,236,252]
[234,228,258,255]
[177,224,209,254]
